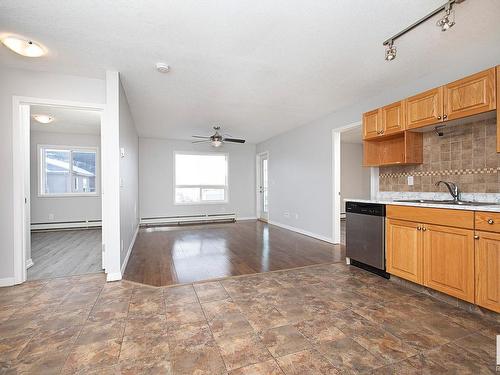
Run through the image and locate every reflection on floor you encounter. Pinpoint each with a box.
[28,229,102,281]
[0,263,497,374]
[124,220,344,287]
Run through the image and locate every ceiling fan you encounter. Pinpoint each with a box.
[192,126,246,147]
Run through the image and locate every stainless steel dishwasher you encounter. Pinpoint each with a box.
[345,201,389,278]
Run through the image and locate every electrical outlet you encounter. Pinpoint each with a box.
[294,213,299,219]
[48,213,54,220]
[407,176,414,186]
[120,148,125,158]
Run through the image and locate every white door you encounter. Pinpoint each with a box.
[258,153,269,221]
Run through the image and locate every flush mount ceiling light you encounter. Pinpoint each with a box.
[1,36,46,57]
[382,0,464,61]
[33,114,54,124]
[385,40,397,61]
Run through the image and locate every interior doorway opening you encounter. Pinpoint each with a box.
[27,105,103,280]
[332,122,378,244]
[256,152,269,222]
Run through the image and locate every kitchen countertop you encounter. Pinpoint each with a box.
[345,198,500,212]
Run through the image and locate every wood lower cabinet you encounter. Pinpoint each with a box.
[475,231,500,313]
[386,219,422,284]
[444,67,496,121]
[406,87,443,129]
[423,224,475,303]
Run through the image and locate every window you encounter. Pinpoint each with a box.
[174,152,228,204]
[39,145,98,196]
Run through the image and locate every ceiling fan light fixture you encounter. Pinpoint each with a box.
[211,140,222,147]
[1,36,46,57]
[33,114,54,124]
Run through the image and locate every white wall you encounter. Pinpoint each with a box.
[340,142,370,214]
[118,79,139,268]
[30,131,101,224]
[257,61,499,240]
[0,67,105,282]
[139,138,256,219]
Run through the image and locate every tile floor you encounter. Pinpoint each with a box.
[0,263,498,374]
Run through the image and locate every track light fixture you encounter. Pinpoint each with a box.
[385,40,397,61]
[382,0,464,61]
[436,2,455,31]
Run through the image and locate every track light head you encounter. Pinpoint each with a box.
[385,41,397,61]
[437,3,455,31]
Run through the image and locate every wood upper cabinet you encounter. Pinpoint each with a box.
[406,87,443,129]
[363,109,381,139]
[444,67,496,121]
[386,219,422,284]
[423,224,475,303]
[475,231,500,313]
[497,65,500,152]
[381,101,405,135]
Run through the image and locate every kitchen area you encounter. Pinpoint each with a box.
[346,65,500,315]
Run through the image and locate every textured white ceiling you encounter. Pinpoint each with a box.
[2,0,500,143]
[30,105,101,135]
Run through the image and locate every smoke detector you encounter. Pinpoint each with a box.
[156,63,170,73]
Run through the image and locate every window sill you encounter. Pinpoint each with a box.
[174,201,229,206]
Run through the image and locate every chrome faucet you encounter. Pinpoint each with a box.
[436,181,461,203]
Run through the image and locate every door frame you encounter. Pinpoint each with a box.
[12,96,107,285]
[256,151,269,221]
[332,121,379,244]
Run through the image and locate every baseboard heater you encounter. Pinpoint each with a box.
[140,213,236,227]
[31,219,102,231]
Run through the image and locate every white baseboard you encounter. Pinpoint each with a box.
[26,258,34,269]
[121,225,139,275]
[106,272,122,282]
[268,220,334,244]
[0,277,15,287]
[31,220,101,231]
[236,216,257,221]
[141,213,236,226]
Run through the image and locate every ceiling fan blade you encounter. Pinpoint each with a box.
[192,140,211,144]
[223,138,246,143]
[192,135,211,139]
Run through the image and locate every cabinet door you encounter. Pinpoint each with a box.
[386,219,423,284]
[406,87,443,129]
[475,231,500,313]
[444,67,496,121]
[423,224,475,302]
[381,101,405,135]
[363,109,381,139]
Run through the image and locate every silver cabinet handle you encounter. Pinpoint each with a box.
[488,219,494,225]
[437,116,442,120]
[474,235,480,240]
[443,114,448,120]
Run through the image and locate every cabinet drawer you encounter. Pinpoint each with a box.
[475,211,500,233]
[387,205,474,229]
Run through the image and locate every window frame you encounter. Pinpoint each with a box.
[38,144,100,198]
[173,151,229,205]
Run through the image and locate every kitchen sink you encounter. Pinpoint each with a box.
[393,199,500,206]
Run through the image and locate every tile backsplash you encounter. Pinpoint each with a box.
[379,117,499,194]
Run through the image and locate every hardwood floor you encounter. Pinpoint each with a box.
[28,229,103,281]
[123,220,344,286]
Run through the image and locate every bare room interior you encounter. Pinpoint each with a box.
[1,1,499,374]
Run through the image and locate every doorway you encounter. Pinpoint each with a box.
[27,105,103,280]
[256,152,269,221]
[332,122,378,244]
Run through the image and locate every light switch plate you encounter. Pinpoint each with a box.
[120,148,125,158]
[407,176,414,186]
